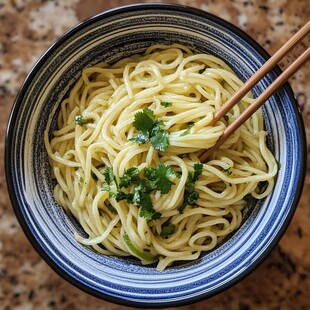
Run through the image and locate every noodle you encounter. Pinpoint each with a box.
[45,44,278,270]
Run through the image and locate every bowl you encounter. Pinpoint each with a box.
[5,3,306,308]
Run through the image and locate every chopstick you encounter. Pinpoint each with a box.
[199,21,310,163]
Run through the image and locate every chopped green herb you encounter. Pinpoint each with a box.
[101,164,178,220]
[130,108,170,151]
[175,171,182,178]
[130,183,147,202]
[276,160,281,171]
[103,167,115,185]
[160,222,176,238]
[178,203,187,214]
[160,101,172,107]
[129,184,161,220]
[79,176,84,184]
[180,122,194,137]
[130,132,148,145]
[178,163,203,213]
[184,190,200,205]
[101,185,110,192]
[132,108,155,136]
[119,167,140,188]
[193,163,203,181]
[74,115,94,126]
[144,163,176,194]
[108,192,117,199]
[150,126,170,151]
[115,190,131,202]
[123,233,158,263]
[139,203,162,221]
[101,164,179,221]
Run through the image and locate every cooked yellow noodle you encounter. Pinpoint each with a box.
[45,44,277,270]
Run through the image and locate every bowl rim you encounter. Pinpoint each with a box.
[5,2,307,308]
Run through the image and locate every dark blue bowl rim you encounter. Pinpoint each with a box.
[5,3,307,308]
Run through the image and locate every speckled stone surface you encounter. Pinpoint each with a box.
[0,1,309,309]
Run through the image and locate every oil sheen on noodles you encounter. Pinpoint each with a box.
[45,44,278,271]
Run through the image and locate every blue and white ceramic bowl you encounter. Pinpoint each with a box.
[5,3,306,307]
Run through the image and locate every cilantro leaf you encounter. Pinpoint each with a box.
[160,222,176,238]
[106,188,133,202]
[103,167,115,184]
[131,183,146,204]
[185,190,199,205]
[129,132,148,145]
[119,167,140,188]
[101,185,110,192]
[123,233,158,263]
[137,191,161,220]
[132,108,155,136]
[101,164,179,221]
[177,203,187,214]
[113,176,161,221]
[175,171,182,178]
[180,122,194,137]
[144,163,175,194]
[178,163,202,214]
[75,115,94,126]
[193,163,203,181]
[114,190,130,202]
[150,128,170,152]
[186,174,196,193]
[160,101,172,107]
[139,205,161,221]
[131,108,170,151]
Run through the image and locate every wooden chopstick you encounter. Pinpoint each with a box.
[199,21,310,163]
[211,21,310,126]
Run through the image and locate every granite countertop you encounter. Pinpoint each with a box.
[0,1,309,309]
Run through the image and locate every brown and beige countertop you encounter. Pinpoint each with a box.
[0,1,309,309]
